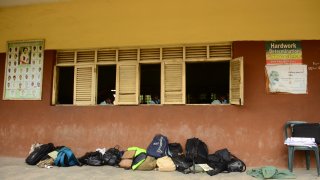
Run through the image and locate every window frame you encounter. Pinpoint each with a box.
[52,43,241,106]
[139,63,161,105]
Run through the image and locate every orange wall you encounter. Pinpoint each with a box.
[1,41,320,168]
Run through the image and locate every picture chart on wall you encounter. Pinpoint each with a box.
[3,40,45,100]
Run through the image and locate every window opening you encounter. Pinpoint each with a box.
[140,64,161,104]
[97,65,116,105]
[186,61,229,104]
[57,67,74,104]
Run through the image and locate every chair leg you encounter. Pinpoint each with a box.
[288,147,294,172]
[306,151,311,170]
[314,148,320,176]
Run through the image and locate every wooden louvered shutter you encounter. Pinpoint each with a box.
[118,49,138,62]
[209,44,232,60]
[76,50,95,64]
[162,47,183,60]
[140,48,160,61]
[116,63,138,105]
[230,57,244,105]
[185,46,207,60]
[162,61,185,104]
[74,65,95,105]
[97,49,116,63]
[57,51,75,65]
[52,66,59,105]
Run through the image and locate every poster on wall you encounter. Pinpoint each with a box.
[265,64,307,94]
[3,40,45,100]
[265,41,302,65]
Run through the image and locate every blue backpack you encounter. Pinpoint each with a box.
[147,134,169,158]
[54,147,80,167]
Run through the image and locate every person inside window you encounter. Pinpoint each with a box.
[219,95,228,104]
[211,94,228,104]
[100,93,114,105]
[149,94,160,104]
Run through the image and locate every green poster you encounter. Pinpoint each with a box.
[265,41,302,64]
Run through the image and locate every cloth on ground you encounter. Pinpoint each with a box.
[246,166,296,179]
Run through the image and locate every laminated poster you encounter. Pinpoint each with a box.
[266,64,307,94]
[3,40,45,100]
[265,41,302,65]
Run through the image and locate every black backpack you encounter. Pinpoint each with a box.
[26,143,55,165]
[79,151,104,166]
[207,148,246,176]
[185,137,208,173]
[102,147,122,166]
[166,143,183,158]
[185,137,208,164]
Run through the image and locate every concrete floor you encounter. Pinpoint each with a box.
[0,157,319,180]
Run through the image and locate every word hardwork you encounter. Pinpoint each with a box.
[270,43,297,49]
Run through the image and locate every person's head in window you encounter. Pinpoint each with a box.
[211,94,228,104]
[219,95,228,104]
[100,92,114,105]
[149,94,160,104]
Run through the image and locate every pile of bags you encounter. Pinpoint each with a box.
[26,143,80,168]
[25,134,246,176]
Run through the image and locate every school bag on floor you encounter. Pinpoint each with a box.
[78,151,103,166]
[171,154,192,173]
[54,147,80,167]
[128,147,147,170]
[166,143,183,158]
[119,149,136,169]
[137,156,157,171]
[26,143,55,165]
[206,148,246,176]
[185,137,208,163]
[102,147,122,166]
[156,156,176,172]
[185,137,208,173]
[147,134,169,158]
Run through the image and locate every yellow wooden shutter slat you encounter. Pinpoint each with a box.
[163,62,184,104]
[186,46,207,59]
[76,51,95,63]
[209,44,232,59]
[74,65,95,105]
[97,49,116,62]
[230,57,244,105]
[118,49,138,61]
[140,48,160,61]
[57,51,75,64]
[117,64,138,104]
[162,47,183,60]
